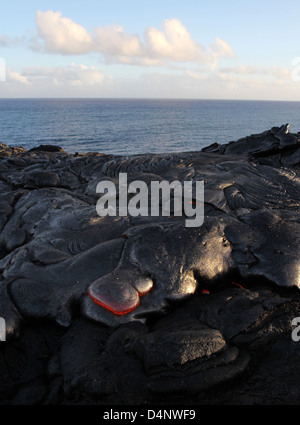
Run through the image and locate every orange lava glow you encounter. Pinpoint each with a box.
[88,289,140,316]
[88,278,155,316]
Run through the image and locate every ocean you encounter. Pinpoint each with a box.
[0,99,300,155]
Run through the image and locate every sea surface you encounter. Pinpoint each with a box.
[0,99,300,156]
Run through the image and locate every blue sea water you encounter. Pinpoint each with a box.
[0,99,300,155]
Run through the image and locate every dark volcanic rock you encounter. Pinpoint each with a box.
[0,125,300,405]
[29,145,64,153]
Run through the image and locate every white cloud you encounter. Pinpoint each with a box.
[210,37,235,59]
[208,37,235,69]
[95,24,143,60]
[128,70,297,101]
[34,11,235,68]
[21,63,109,87]
[145,19,205,63]
[182,67,298,100]
[145,21,234,67]
[0,35,22,47]
[1,65,300,100]
[0,64,113,97]
[219,65,290,79]
[6,68,31,85]
[35,10,94,54]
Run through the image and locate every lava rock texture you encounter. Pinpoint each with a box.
[0,124,300,405]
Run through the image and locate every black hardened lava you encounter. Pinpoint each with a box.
[0,124,300,405]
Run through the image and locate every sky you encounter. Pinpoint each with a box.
[0,0,300,100]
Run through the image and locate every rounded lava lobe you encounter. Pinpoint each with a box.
[131,275,154,296]
[88,270,154,316]
[88,278,140,316]
[181,271,198,295]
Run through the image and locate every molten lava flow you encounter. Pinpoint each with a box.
[231,281,245,289]
[88,289,140,316]
[88,275,154,317]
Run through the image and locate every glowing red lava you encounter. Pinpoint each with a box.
[231,281,245,289]
[88,289,140,316]
[88,279,154,316]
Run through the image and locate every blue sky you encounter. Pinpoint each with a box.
[0,0,300,99]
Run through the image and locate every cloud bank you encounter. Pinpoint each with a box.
[2,61,296,101]
[0,35,22,47]
[4,63,110,88]
[1,9,296,100]
[219,65,290,79]
[35,10,94,55]
[34,10,235,67]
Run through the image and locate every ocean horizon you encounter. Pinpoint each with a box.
[1,98,300,156]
